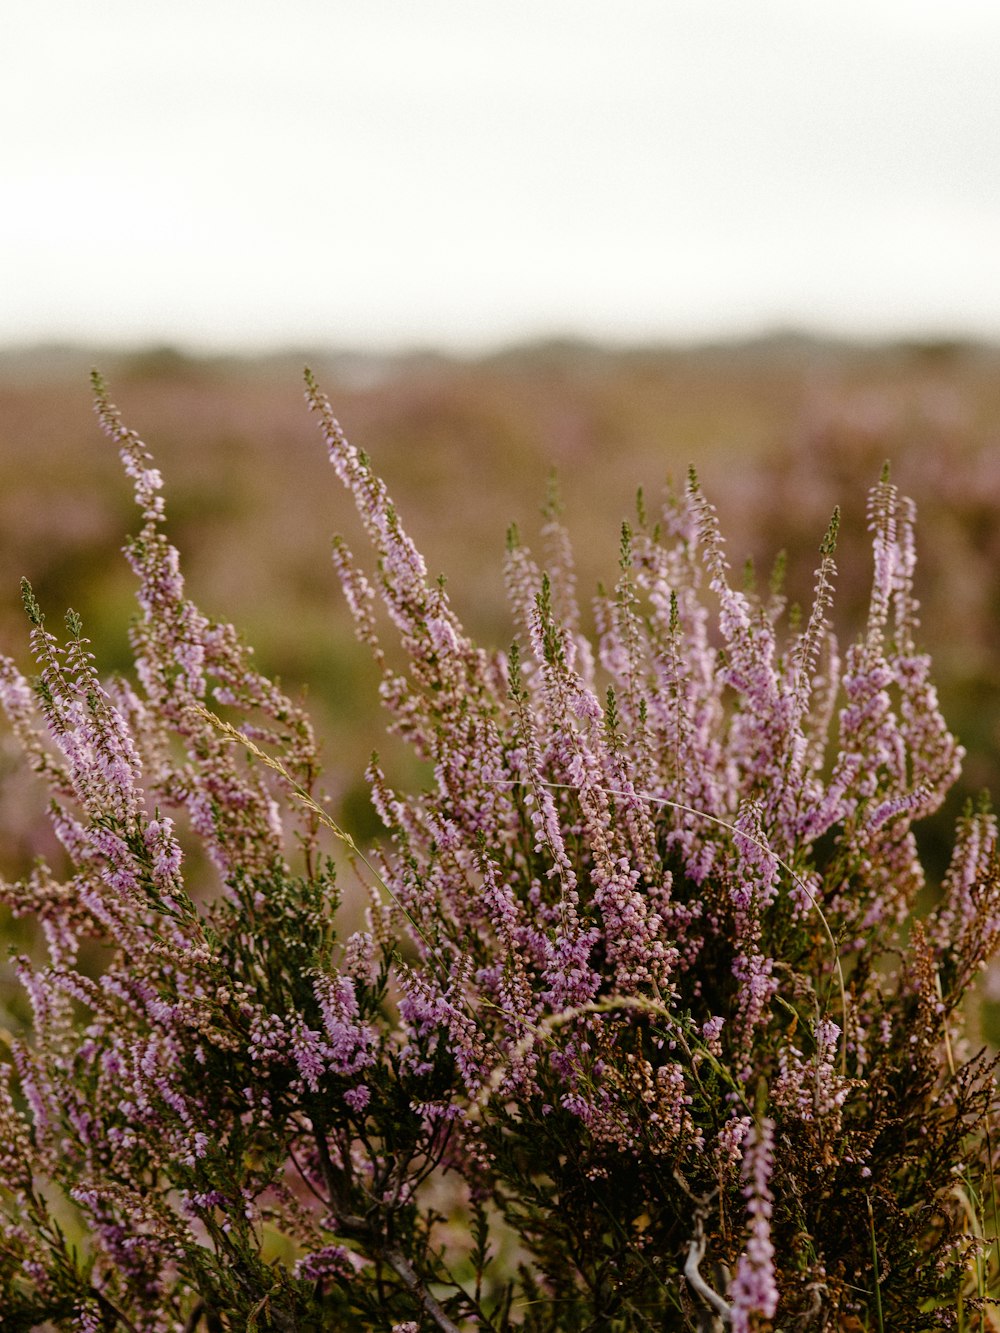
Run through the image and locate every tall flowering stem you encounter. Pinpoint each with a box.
[729,1117,779,1331]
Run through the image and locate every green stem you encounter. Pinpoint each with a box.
[867,1194,885,1333]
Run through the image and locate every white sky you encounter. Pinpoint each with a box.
[3,1,1000,353]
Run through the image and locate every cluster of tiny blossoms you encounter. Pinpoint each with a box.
[0,372,997,1331]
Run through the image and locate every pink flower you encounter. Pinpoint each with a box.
[730,1118,779,1329]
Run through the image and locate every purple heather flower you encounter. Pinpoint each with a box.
[294,1243,366,1282]
[1,376,992,1327]
[729,1117,779,1329]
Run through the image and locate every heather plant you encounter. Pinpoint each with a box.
[0,373,998,1331]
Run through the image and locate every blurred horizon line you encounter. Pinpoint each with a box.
[2,324,998,378]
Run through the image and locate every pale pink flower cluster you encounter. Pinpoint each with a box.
[729,1117,779,1330]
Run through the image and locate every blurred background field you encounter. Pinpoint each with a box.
[1,336,998,889]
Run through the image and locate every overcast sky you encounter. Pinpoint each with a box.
[3,1,1000,353]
